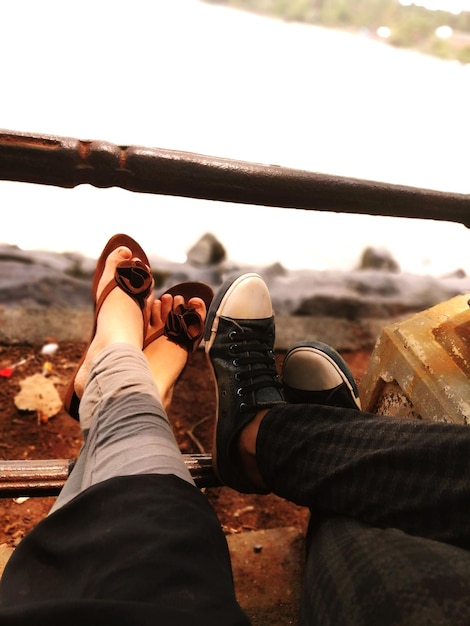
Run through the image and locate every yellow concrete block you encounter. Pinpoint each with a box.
[360,294,470,424]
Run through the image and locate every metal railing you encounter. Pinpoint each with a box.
[1,129,469,225]
[0,456,218,495]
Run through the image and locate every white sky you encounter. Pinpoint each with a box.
[1,0,469,275]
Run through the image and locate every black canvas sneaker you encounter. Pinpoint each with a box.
[204,273,285,492]
[282,340,361,410]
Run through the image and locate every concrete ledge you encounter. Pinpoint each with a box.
[0,307,406,352]
[0,308,93,344]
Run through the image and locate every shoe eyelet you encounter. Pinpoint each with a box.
[239,402,247,410]
[229,330,237,340]
[232,358,239,367]
[237,387,245,397]
[234,372,241,381]
[229,344,238,353]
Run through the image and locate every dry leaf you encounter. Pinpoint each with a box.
[14,374,63,422]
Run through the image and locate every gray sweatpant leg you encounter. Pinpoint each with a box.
[50,343,193,513]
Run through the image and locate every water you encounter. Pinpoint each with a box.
[1,0,469,275]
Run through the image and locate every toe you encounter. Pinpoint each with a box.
[160,294,173,322]
[188,296,207,322]
[149,299,163,328]
[173,295,185,309]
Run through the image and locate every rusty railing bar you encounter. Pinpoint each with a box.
[0,129,469,226]
[0,455,220,497]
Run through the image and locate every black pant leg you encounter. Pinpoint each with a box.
[300,514,470,626]
[0,475,250,626]
[256,404,470,548]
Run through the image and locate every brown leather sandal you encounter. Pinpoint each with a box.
[64,234,154,421]
[144,282,214,352]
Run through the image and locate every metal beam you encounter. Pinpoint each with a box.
[0,455,220,497]
[1,129,469,226]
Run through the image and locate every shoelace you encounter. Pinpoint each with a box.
[228,327,282,407]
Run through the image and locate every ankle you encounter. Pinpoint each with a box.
[237,409,269,490]
[145,338,188,406]
[96,290,145,348]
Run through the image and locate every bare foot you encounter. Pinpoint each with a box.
[73,246,153,400]
[144,294,206,410]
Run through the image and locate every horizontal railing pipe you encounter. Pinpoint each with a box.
[1,129,469,226]
[0,455,220,497]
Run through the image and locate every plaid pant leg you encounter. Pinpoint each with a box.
[300,515,470,626]
[256,404,470,548]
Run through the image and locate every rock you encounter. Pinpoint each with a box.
[442,268,467,279]
[0,244,95,275]
[2,239,470,352]
[263,262,287,279]
[0,244,95,309]
[186,233,226,267]
[294,295,417,319]
[358,246,400,272]
[0,261,92,309]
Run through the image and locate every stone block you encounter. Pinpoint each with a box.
[360,294,470,423]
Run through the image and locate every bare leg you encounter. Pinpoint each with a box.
[50,248,193,513]
[144,294,206,410]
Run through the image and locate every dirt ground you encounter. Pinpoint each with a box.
[0,342,371,549]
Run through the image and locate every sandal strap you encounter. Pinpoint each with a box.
[115,259,153,308]
[95,259,153,321]
[165,304,203,352]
